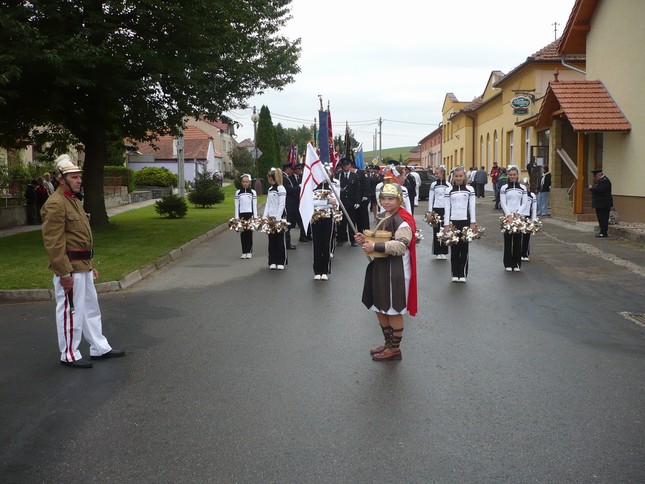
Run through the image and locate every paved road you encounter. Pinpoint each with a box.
[1,199,643,483]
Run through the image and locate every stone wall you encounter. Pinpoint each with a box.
[0,206,28,229]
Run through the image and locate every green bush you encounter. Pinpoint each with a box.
[105,165,135,193]
[187,170,225,208]
[155,194,188,218]
[135,166,178,187]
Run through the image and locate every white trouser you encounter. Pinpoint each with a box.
[54,271,111,362]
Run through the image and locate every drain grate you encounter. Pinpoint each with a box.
[619,311,645,328]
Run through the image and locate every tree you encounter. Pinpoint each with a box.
[255,105,278,181]
[188,170,224,208]
[229,146,256,179]
[0,1,300,225]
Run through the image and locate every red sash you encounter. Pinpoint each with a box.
[397,207,418,316]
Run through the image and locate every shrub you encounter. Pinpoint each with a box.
[187,170,225,208]
[135,166,178,187]
[155,194,188,218]
[105,165,135,193]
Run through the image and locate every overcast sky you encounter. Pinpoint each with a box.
[226,0,576,151]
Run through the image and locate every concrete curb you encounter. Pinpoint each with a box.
[0,220,231,304]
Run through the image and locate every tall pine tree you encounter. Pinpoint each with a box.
[256,106,278,182]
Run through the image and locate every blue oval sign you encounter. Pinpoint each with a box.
[511,95,532,109]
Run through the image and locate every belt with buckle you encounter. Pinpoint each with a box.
[66,249,94,260]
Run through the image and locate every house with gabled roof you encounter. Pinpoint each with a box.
[535,0,643,223]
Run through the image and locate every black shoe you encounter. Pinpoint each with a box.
[298,238,309,242]
[350,243,358,247]
[306,236,312,241]
[337,241,344,246]
[90,349,125,360]
[61,358,93,368]
[287,245,297,250]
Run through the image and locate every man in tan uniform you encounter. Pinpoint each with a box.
[41,155,124,368]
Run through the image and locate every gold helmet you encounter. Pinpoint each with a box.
[380,183,403,203]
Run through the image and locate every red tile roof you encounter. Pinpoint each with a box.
[132,126,221,160]
[536,80,631,132]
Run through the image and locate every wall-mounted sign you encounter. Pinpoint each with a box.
[511,95,532,115]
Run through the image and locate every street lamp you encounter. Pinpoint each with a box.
[251,106,259,170]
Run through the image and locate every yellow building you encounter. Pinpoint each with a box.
[536,0,644,223]
[441,41,585,188]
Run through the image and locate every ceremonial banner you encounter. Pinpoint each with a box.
[299,143,327,233]
[355,143,365,170]
[328,108,336,171]
[287,140,297,167]
[318,110,330,164]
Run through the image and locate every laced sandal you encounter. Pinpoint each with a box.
[372,328,403,361]
[370,326,392,355]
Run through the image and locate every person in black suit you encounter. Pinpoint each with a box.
[588,168,613,237]
[282,163,299,249]
[352,162,372,232]
[336,158,361,246]
[403,166,417,215]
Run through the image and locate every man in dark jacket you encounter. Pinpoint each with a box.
[474,166,488,198]
[336,158,361,246]
[25,179,38,224]
[588,168,613,237]
[537,165,551,216]
[282,163,299,249]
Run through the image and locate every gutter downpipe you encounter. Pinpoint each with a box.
[465,113,476,166]
[561,55,587,75]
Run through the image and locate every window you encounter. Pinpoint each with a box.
[493,130,498,162]
[525,127,531,165]
[508,131,514,164]
[480,136,484,164]
[486,133,491,165]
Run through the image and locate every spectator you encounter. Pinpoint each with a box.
[537,166,551,216]
[473,166,488,198]
[495,168,508,210]
[43,172,56,195]
[36,177,49,222]
[25,179,38,224]
[490,161,501,202]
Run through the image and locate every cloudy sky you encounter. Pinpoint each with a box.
[226,0,576,150]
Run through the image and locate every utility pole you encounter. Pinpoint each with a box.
[378,117,382,162]
[552,21,560,40]
[176,123,185,198]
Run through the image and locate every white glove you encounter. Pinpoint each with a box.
[361,197,368,202]
[354,204,360,209]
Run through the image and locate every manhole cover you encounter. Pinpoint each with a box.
[619,311,645,328]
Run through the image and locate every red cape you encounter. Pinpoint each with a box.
[397,207,418,316]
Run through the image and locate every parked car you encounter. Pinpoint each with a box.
[415,169,436,201]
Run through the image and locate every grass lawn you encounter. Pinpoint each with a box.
[0,185,262,290]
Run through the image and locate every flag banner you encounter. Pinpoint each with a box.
[318,110,330,164]
[287,140,297,167]
[355,143,365,170]
[299,143,327,233]
[344,124,354,163]
[327,108,336,171]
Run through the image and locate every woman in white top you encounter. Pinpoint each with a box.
[428,165,451,260]
[234,174,258,259]
[263,168,287,270]
[499,165,527,271]
[443,166,476,282]
[520,177,537,262]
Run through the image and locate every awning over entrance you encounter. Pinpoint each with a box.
[536,80,631,132]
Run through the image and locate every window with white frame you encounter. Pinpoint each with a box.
[508,131,514,164]
[525,127,531,165]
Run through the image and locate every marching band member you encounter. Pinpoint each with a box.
[234,174,258,259]
[355,183,417,362]
[311,175,339,280]
[428,165,451,260]
[443,166,476,282]
[375,167,411,215]
[500,165,528,271]
[520,177,537,262]
[263,168,287,270]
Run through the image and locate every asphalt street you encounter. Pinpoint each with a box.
[1,199,644,483]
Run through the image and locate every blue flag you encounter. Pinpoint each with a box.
[355,144,365,170]
[318,110,330,164]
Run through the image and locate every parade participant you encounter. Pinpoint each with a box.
[355,183,417,362]
[311,175,339,281]
[403,166,417,215]
[443,166,476,282]
[234,174,258,259]
[500,165,527,271]
[282,163,299,250]
[520,178,537,261]
[368,164,381,223]
[537,165,551,216]
[41,154,124,368]
[335,158,360,247]
[351,161,371,233]
[263,167,287,270]
[428,165,451,260]
[588,168,613,238]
